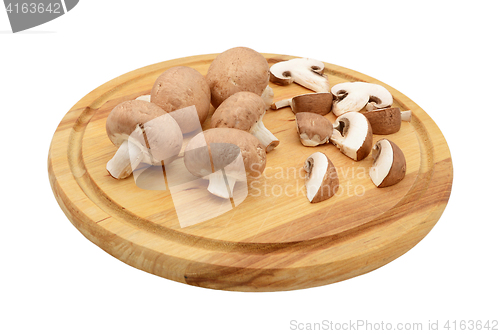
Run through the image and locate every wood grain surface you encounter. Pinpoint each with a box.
[48,53,453,291]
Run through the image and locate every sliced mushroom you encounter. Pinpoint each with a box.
[269,58,330,93]
[271,92,334,115]
[330,111,372,161]
[184,128,266,199]
[106,100,183,179]
[211,92,279,152]
[303,152,339,203]
[151,66,211,133]
[369,139,406,188]
[361,107,412,134]
[295,112,333,147]
[331,82,393,116]
[206,47,270,109]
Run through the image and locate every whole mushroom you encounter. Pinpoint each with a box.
[210,92,279,152]
[206,47,271,109]
[184,128,267,199]
[151,66,211,133]
[106,100,183,179]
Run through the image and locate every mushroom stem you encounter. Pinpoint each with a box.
[271,98,292,110]
[261,85,274,110]
[293,67,330,93]
[400,110,412,122]
[206,169,237,199]
[250,119,280,153]
[106,139,146,179]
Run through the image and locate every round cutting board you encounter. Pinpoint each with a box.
[48,53,453,291]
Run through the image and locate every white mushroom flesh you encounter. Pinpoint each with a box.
[271,58,330,93]
[304,152,329,202]
[331,112,369,160]
[369,139,393,187]
[331,82,393,116]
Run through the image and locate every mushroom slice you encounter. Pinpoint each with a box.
[272,92,334,115]
[361,107,401,135]
[331,82,393,116]
[303,152,339,203]
[295,112,333,147]
[211,92,279,153]
[270,58,330,93]
[184,128,267,199]
[361,107,412,134]
[369,139,406,188]
[330,111,373,161]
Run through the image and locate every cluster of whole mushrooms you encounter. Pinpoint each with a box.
[105,47,410,204]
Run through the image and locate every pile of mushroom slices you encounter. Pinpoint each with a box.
[105,46,280,200]
[269,58,410,203]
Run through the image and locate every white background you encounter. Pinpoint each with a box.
[1,1,499,333]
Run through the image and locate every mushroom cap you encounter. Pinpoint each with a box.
[331,111,373,161]
[331,82,393,116]
[295,112,333,146]
[206,47,270,109]
[134,112,183,164]
[369,139,406,187]
[184,128,266,179]
[150,66,211,133]
[211,91,267,131]
[106,100,167,146]
[361,107,401,135]
[291,92,334,115]
[303,152,339,203]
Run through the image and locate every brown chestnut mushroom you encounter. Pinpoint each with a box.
[369,139,406,187]
[106,100,183,179]
[151,66,211,133]
[184,128,266,199]
[211,92,279,152]
[206,47,271,109]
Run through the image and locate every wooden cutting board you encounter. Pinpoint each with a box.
[48,53,453,291]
